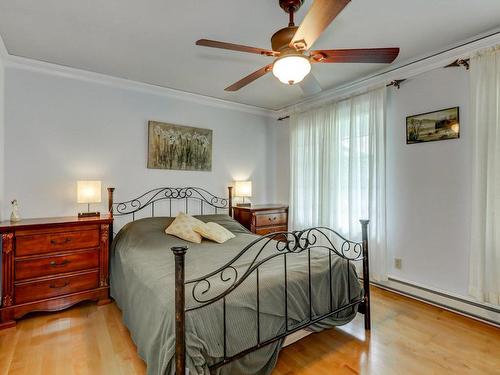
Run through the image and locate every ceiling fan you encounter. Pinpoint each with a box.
[196,0,399,94]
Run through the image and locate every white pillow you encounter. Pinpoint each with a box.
[165,212,205,243]
[193,222,236,244]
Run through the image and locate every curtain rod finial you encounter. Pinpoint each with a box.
[386,79,406,89]
[444,58,470,70]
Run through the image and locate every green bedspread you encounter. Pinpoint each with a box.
[110,215,362,375]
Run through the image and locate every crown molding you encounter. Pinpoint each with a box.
[2,52,275,118]
[276,27,500,118]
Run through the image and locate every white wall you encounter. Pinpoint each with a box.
[2,65,273,220]
[386,68,471,296]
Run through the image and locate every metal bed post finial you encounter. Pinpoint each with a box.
[172,245,188,375]
[228,186,233,217]
[360,219,370,330]
[107,187,115,243]
[107,187,115,217]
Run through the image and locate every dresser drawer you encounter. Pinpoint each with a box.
[15,270,99,304]
[15,249,99,281]
[255,212,287,227]
[16,229,100,256]
[255,225,288,236]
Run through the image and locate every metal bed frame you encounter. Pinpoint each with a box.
[107,186,370,375]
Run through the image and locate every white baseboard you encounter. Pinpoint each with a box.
[372,276,500,327]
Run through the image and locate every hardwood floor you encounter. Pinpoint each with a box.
[0,286,498,375]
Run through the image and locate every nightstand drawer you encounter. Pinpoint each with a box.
[16,229,100,256]
[255,212,287,227]
[255,225,288,236]
[15,270,99,304]
[232,205,288,237]
[15,249,99,281]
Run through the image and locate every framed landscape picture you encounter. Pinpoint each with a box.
[147,121,212,171]
[406,107,460,144]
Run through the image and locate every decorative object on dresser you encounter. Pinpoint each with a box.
[232,204,288,235]
[234,180,252,207]
[77,180,102,218]
[0,215,113,329]
[10,199,21,222]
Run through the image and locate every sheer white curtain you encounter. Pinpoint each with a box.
[469,46,500,305]
[289,88,387,281]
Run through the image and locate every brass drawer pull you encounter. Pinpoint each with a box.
[50,238,71,245]
[49,260,70,267]
[49,282,69,289]
[268,217,277,221]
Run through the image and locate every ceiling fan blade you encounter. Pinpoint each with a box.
[299,73,322,95]
[290,0,350,51]
[196,39,279,57]
[310,48,400,63]
[225,64,273,92]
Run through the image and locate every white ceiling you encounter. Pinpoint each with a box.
[0,0,499,110]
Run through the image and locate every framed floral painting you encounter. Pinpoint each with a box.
[147,121,212,171]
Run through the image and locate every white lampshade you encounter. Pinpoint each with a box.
[234,181,252,198]
[77,180,102,204]
[272,55,311,85]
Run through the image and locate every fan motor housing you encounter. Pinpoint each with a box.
[279,0,304,13]
[271,26,298,52]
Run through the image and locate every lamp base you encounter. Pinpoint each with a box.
[236,203,251,207]
[78,211,101,218]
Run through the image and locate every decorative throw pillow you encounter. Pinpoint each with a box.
[165,212,205,243]
[193,222,236,244]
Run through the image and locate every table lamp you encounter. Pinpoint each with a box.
[77,180,102,218]
[234,180,252,207]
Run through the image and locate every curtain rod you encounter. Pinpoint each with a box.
[276,29,499,121]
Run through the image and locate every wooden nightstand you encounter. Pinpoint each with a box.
[0,215,113,329]
[233,204,289,235]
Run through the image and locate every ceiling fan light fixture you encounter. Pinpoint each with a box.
[272,55,311,85]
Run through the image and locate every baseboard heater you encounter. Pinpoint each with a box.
[370,277,500,327]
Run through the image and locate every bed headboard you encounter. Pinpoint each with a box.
[107,186,233,222]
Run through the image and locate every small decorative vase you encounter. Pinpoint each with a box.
[10,199,21,222]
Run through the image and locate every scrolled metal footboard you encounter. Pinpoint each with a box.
[171,220,370,374]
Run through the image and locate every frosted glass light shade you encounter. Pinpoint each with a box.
[77,180,102,204]
[272,55,311,85]
[234,181,252,198]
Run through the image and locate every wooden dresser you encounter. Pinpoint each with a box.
[0,215,113,329]
[232,204,288,235]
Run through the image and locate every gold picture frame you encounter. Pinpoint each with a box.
[147,121,212,171]
[406,107,460,144]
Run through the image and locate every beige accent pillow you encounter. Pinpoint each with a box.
[193,222,236,244]
[165,212,205,243]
